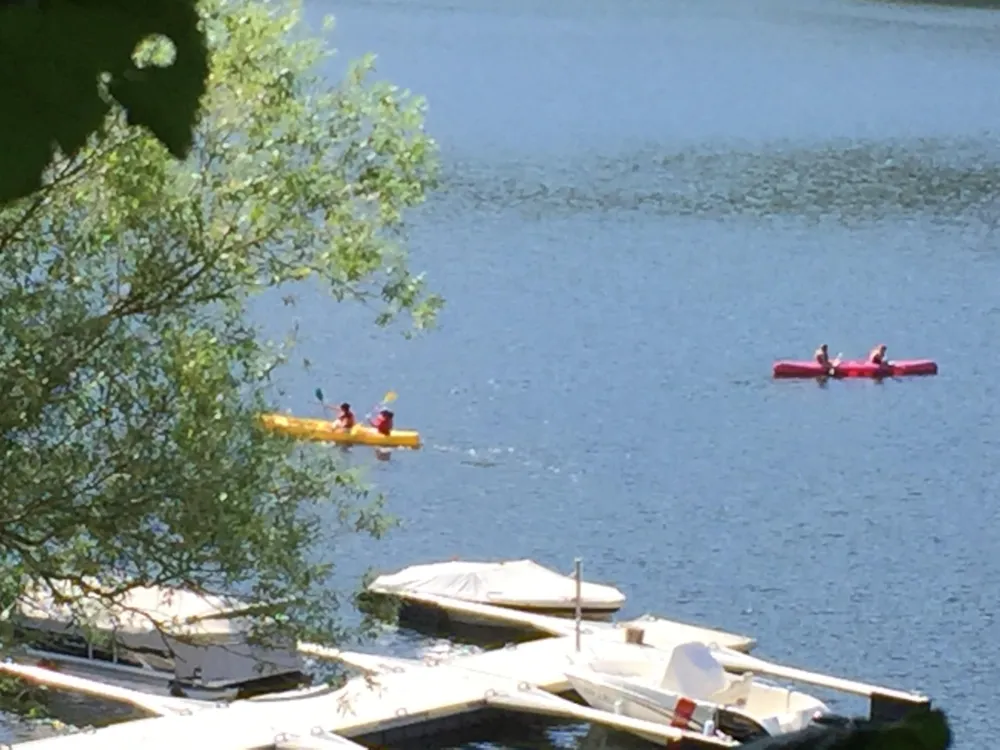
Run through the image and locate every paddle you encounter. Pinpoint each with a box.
[367,390,398,420]
[867,346,897,381]
[316,388,398,419]
[877,359,899,381]
[315,387,335,414]
[822,353,842,378]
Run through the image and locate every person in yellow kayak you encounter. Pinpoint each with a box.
[868,344,888,365]
[369,408,394,436]
[333,403,356,430]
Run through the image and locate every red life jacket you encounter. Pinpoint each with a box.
[815,349,829,365]
[370,414,393,435]
[869,349,884,365]
[337,410,356,429]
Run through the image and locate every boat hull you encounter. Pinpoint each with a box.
[396,598,620,630]
[772,359,938,379]
[19,647,310,701]
[565,670,717,742]
[259,413,421,448]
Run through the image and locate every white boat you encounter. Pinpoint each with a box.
[7,580,310,700]
[367,559,626,622]
[564,641,829,743]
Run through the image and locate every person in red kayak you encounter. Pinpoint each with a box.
[370,409,394,436]
[814,344,842,375]
[333,403,355,430]
[868,344,888,365]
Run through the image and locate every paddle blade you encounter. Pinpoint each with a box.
[383,390,398,404]
[315,388,324,403]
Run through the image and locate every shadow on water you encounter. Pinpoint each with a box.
[393,719,658,750]
[394,614,543,649]
[436,137,1000,226]
[391,713,586,750]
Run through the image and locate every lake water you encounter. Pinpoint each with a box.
[4,0,1000,747]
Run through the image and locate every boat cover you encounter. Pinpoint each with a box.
[12,579,303,684]
[368,559,626,609]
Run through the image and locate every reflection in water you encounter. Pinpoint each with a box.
[439,138,1000,224]
[397,715,668,750]
[393,714,585,750]
[576,724,664,750]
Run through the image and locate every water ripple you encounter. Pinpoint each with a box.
[435,136,1000,225]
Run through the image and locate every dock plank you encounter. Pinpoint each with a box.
[613,615,756,652]
[486,690,735,747]
[0,662,205,717]
[324,628,752,697]
[443,638,590,693]
[12,707,303,750]
[391,593,756,652]
[9,683,369,750]
[328,664,506,736]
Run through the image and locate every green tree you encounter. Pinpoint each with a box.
[0,0,441,651]
[0,0,210,204]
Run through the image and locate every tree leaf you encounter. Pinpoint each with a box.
[0,0,209,204]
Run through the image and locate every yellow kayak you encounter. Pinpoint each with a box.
[259,413,421,449]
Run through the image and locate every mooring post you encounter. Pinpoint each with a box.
[574,557,582,652]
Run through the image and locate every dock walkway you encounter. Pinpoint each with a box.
[6,637,730,750]
[6,615,748,750]
[388,590,758,652]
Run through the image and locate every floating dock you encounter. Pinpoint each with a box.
[2,641,734,750]
[0,597,757,750]
[2,594,930,750]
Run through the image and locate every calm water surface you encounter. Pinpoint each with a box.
[5,0,1000,747]
[304,0,1000,747]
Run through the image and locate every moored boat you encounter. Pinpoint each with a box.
[6,581,310,700]
[367,559,627,623]
[259,413,421,448]
[565,640,829,743]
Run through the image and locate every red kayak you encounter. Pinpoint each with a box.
[772,359,938,379]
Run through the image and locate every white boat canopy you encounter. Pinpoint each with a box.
[368,559,626,611]
[10,579,305,684]
[13,579,256,650]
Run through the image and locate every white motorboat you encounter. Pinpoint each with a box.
[7,580,310,700]
[367,559,626,624]
[564,641,829,743]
